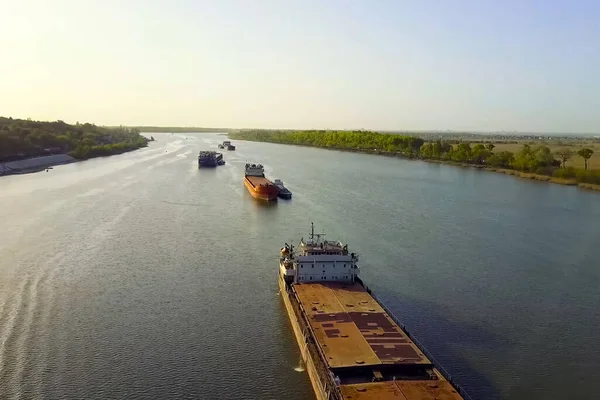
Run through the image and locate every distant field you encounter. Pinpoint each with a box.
[489,140,599,170]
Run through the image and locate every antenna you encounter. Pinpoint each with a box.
[309,222,325,242]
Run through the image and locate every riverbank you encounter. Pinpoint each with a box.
[228,131,600,193]
[0,154,75,176]
[1,117,150,165]
[429,161,600,192]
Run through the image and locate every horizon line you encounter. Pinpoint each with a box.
[2,116,598,136]
[126,125,599,137]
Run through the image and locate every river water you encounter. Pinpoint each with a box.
[0,132,599,400]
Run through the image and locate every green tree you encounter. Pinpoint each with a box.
[228,129,423,156]
[431,140,442,159]
[471,144,492,164]
[512,144,537,172]
[440,145,453,161]
[555,148,573,169]
[0,116,148,161]
[510,145,556,173]
[486,143,495,152]
[486,151,514,168]
[450,142,472,163]
[419,143,433,159]
[534,146,555,167]
[577,148,594,170]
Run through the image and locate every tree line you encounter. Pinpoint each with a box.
[0,117,150,162]
[128,126,229,133]
[229,130,599,186]
[229,129,425,154]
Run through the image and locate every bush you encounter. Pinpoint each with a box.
[576,170,600,185]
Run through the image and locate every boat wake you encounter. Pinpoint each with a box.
[293,358,305,372]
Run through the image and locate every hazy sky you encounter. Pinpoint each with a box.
[1,0,599,132]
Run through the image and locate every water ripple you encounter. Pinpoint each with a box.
[0,133,598,400]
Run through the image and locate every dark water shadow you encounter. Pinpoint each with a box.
[371,286,507,400]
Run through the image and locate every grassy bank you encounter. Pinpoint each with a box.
[0,117,150,162]
[229,130,600,192]
[487,169,600,191]
[490,141,599,170]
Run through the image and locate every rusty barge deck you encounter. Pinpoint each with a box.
[287,280,466,400]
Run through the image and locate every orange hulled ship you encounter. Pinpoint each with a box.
[244,163,279,201]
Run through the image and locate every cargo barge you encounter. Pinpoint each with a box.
[244,163,278,201]
[216,152,225,165]
[198,151,224,168]
[219,140,236,150]
[198,151,217,168]
[279,223,471,400]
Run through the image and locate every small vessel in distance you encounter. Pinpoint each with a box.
[278,223,469,400]
[244,163,278,201]
[220,140,236,150]
[198,151,224,168]
[273,179,292,199]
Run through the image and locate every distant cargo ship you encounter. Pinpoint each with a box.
[219,140,236,150]
[198,151,223,168]
[279,223,470,400]
[244,163,278,201]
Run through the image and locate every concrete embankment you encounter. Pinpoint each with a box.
[0,154,75,176]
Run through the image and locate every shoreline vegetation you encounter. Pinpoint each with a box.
[127,126,229,133]
[0,117,152,164]
[228,130,600,192]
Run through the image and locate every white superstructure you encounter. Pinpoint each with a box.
[245,163,265,177]
[279,223,359,284]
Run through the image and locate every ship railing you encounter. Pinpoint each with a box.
[288,290,343,400]
[358,278,475,400]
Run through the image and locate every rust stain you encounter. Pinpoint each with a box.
[293,282,430,368]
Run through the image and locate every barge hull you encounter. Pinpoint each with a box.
[244,176,278,201]
[280,275,466,400]
[279,277,330,400]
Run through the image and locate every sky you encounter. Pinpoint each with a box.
[1,0,599,133]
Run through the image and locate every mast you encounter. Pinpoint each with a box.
[309,222,325,243]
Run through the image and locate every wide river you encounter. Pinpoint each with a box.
[1,133,599,400]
